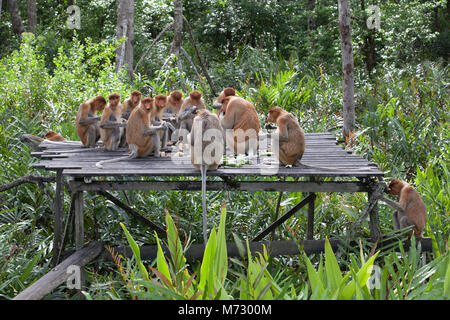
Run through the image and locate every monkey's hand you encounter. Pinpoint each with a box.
[100,122,126,129]
[178,108,195,121]
[264,123,277,130]
[162,121,175,132]
[78,116,101,125]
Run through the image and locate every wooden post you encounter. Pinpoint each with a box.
[73,189,85,293]
[74,191,84,250]
[307,193,316,240]
[368,188,381,242]
[51,170,64,267]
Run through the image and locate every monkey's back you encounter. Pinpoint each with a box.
[75,103,90,146]
[277,113,305,165]
[228,97,261,134]
[190,110,223,170]
[126,107,152,157]
[403,186,427,236]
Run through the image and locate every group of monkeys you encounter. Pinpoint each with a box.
[52,87,426,241]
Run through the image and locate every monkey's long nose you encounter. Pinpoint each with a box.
[212,102,222,109]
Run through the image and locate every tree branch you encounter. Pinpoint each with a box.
[182,15,217,97]
[0,175,56,193]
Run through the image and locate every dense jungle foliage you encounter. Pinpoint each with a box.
[0,0,448,300]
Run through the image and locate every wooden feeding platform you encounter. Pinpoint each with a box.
[29,132,430,261]
[13,131,432,300]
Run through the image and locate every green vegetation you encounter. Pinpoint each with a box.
[0,0,448,300]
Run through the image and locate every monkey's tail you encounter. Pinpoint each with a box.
[200,164,208,245]
[95,149,137,169]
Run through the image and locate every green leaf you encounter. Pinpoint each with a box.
[155,233,172,286]
[120,222,148,281]
[324,237,343,292]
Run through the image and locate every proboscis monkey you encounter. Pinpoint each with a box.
[190,109,224,244]
[95,97,171,168]
[100,93,126,151]
[76,96,107,148]
[214,87,261,156]
[163,90,184,144]
[45,131,66,141]
[266,106,374,171]
[178,90,206,142]
[151,94,174,150]
[266,106,305,165]
[121,90,142,120]
[165,90,184,116]
[375,179,427,237]
[120,90,142,147]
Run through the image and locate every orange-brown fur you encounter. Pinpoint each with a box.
[180,90,206,113]
[385,179,427,237]
[100,93,123,151]
[76,96,107,147]
[126,97,158,157]
[217,87,261,154]
[266,106,305,165]
[166,90,184,115]
[152,94,168,121]
[121,90,142,118]
[45,131,66,141]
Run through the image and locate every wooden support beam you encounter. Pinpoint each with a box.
[51,170,64,267]
[368,185,382,242]
[13,242,104,300]
[96,237,433,262]
[252,194,316,241]
[70,180,371,193]
[74,191,84,249]
[98,239,343,261]
[307,193,316,240]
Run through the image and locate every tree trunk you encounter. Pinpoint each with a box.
[170,0,187,92]
[115,0,134,80]
[27,0,37,33]
[170,0,183,56]
[7,0,25,35]
[307,0,315,31]
[0,0,3,23]
[338,0,355,138]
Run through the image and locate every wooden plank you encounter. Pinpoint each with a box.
[13,241,104,300]
[69,181,374,193]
